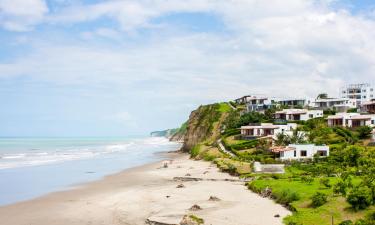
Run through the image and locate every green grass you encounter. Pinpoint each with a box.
[189,215,204,224]
[218,102,232,113]
[191,144,202,158]
[248,176,373,225]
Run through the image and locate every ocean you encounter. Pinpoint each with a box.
[0,137,181,206]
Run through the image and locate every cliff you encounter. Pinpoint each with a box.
[181,103,230,152]
[150,129,178,138]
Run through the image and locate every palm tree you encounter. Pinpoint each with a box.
[290,129,306,144]
[275,132,290,146]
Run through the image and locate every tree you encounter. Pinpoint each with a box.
[290,129,306,144]
[311,192,328,207]
[275,132,291,146]
[316,93,328,99]
[346,186,373,210]
[357,126,373,139]
[343,145,362,167]
[333,179,347,196]
[320,177,331,188]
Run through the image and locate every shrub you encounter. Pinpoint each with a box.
[361,211,375,224]
[357,126,373,139]
[311,192,328,207]
[338,220,353,225]
[301,176,314,184]
[320,177,331,188]
[190,144,201,158]
[333,180,347,196]
[276,189,300,205]
[189,215,204,225]
[346,186,373,210]
[225,163,237,175]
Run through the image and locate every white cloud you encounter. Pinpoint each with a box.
[1,0,375,133]
[0,0,48,31]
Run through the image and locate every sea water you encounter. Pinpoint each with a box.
[0,137,181,206]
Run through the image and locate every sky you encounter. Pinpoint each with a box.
[0,0,375,137]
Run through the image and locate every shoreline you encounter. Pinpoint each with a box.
[0,151,291,225]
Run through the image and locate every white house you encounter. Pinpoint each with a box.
[245,96,274,113]
[240,123,297,139]
[340,83,375,107]
[313,97,356,112]
[327,113,375,128]
[270,144,329,161]
[234,95,267,105]
[274,109,323,121]
[276,98,314,108]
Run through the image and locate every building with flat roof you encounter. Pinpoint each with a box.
[270,144,329,161]
[361,99,375,114]
[240,123,297,139]
[276,98,314,108]
[274,109,323,121]
[340,83,375,107]
[313,97,356,112]
[327,113,375,128]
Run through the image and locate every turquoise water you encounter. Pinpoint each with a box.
[0,137,181,206]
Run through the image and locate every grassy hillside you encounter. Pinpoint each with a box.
[180,103,375,225]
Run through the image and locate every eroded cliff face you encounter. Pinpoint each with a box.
[181,104,227,152]
[169,131,185,142]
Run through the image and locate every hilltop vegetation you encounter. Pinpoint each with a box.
[179,102,375,225]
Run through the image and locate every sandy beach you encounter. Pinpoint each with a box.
[0,152,290,225]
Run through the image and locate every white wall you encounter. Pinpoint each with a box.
[279,144,329,160]
[300,110,323,121]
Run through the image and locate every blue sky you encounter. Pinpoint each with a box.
[1,0,375,136]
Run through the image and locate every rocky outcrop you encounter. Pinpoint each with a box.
[169,130,185,142]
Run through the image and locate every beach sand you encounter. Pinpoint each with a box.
[0,152,291,225]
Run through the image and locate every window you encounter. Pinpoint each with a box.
[372,120,375,125]
[363,96,367,99]
[280,152,284,157]
[300,150,307,157]
[318,151,327,156]
[371,88,374,92]
[309,114,313,118]
[294,151,296,157]
[343,91,346,94]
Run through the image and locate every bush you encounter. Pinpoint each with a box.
[362,211,375,224]
[190,144,201,158]
[357,126,373,139]
[311,192,328,207]
[338,220,354,225]
[301,176,314,184]
[276,189,300,205]
[320,177,331,188]
[333,180,347,196]
[346,186,373,210]
[230,140,258,150]
[189,215,204,224]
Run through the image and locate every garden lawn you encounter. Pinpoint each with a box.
[249,176,374,225]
